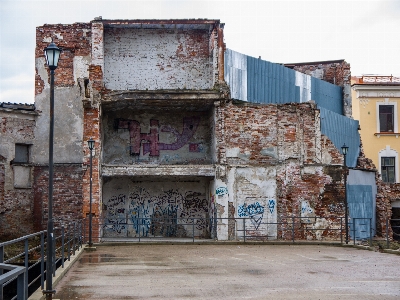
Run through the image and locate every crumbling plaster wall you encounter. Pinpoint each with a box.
[212,102,346,240]
[0,110,36,238]
[34,23,91,164]
[32,23,91,232]
[103,27,216,90]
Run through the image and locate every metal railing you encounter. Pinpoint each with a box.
[0,220,83,300]
[86,215,392,244]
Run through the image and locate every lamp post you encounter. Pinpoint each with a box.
[341,143,349,244]
[87,139,95,247]
[43,40,61,300]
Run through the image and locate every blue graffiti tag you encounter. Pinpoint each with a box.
[238,202,265,217]
[268,199,276,214]
[216,187,228,196]
[238,202,265,230]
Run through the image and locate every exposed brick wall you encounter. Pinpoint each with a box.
[356,138,377,171]
[219,102,329,165]
[0,115,36,239]
[35,23,91,91]
[82,106,101,240]
[376,179,393,239]
[33,165,83,231]
[0,188,34,239]
[1,117,35,141]
[288,61,350,87]
[218,102,347,240]
[275,163,344,240]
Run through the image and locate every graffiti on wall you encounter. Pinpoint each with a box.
[114,117,202,156]
[238,202,265,230]
[216,186,228,196]
[238,199,276,230]
[268,199,275,214]
[103,187,209,237]
[300,200,315,223]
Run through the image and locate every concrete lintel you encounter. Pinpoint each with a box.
[102,164,215,177]
[102,90,224,101]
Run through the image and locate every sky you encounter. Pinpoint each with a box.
[1,0,400,104]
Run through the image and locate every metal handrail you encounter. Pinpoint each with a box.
[0,220,83,300]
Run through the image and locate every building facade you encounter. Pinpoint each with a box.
[0,18,395,241]
[352,75,400,230]
[0,103,36,238]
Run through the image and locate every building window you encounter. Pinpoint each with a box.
[379,105,394,132]
[14,144,30,163]
[381,157,395,183]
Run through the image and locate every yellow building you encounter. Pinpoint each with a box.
[352,75,400,183]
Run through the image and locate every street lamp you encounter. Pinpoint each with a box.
[43,39,62,300]
[87,139,95,247]
[341,143,349,244]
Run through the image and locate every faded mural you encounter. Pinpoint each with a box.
[103,110,212,165]
[102,178,211,238]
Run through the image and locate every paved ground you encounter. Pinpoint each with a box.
[53,244,400,299]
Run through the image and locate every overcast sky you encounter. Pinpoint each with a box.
[1,0,399,104]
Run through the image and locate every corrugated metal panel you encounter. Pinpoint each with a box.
[319,107,360,168]
[246,55,299,104]
[225,49,359,167]
[224,49,247,101]
[347,185,374,239]
[348,170,377,237]
[225,49,343,114]
[311,77,342,114]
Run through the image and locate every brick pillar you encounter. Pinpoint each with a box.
[83,106,101,242]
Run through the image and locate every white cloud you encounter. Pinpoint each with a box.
[1,0,400,104]
[0,73,34,104]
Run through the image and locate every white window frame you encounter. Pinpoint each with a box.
[378,146,399,183]
[376,99,398,133]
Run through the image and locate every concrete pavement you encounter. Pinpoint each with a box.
[51,244,400,299]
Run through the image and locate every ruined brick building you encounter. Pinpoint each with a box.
[0,18,396,241]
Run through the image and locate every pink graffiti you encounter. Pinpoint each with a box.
[115,117,201,156]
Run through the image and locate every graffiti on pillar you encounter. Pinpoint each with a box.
[238,202,265,230]
[114,116,202,156]
[103,187,209,237]
[216,186,228,196]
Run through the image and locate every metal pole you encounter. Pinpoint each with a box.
[344,153,349,244]
[89,147,93,247]
[369,218,372,247]
[44,69,56,300]
[386,218,389,249]
[24,239,29,298]
[340,217,343,244]
[292,216,295,243]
